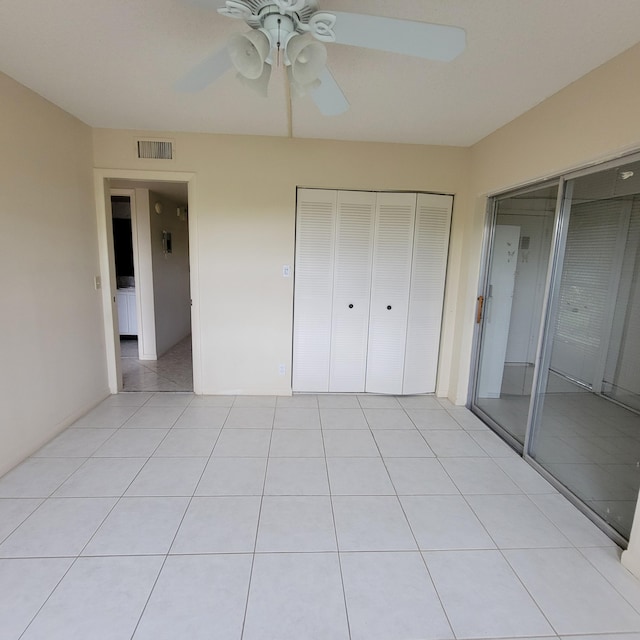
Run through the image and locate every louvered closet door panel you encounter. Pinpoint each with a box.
[403,194,453,394]
[292,189,337,392]
[365,192,417,394]
[329,190,376,392]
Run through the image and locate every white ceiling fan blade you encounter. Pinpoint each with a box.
[331,12,466,62]
[174,47,232,92]
[310,67,349,116]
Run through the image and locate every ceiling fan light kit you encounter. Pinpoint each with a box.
[178,0,466,115]
[228,30,270,80]
[224,0,333,97]
[236,60,272,96]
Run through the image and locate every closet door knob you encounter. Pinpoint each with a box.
[348,304,354,309]
[387,305,392,310]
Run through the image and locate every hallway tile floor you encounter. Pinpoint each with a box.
[120,336,193,392]
[2,393,640,639]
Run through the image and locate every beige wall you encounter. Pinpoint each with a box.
[93,42,640,402]
[148,190,192,357]
[0,72,108,476]
[93,132,471,396]
[447,42,640,403]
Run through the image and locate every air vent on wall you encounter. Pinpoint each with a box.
[136,139,174,160]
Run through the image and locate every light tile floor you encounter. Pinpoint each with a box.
[477,365,640,537]
[120,337,193,392]
[2,393,640,639]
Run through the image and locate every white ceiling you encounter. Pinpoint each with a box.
[1,0,640,146]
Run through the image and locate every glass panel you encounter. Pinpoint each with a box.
[474,185,557,445]
[530,160,640,540]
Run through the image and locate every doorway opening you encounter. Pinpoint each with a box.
[109,180,192,392]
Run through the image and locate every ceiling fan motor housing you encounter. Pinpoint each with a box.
[219,0,337,47]
[222,0,332,95]
[260,10,297,62]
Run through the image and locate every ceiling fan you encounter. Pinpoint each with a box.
[176,0,466,116]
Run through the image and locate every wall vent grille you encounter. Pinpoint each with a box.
[137,139,174,160]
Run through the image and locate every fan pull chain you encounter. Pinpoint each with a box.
[276,17,282,67]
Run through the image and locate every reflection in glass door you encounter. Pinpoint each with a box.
[473,156,640,543]
[473,184,558,448]
[529,160,640,541]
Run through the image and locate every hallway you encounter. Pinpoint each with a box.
[1,393,640,639]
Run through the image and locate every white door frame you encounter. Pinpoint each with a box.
[94,169,200,394]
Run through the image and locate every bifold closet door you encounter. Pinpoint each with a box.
[365,192,417,394]
[329,191,376,392]
[365,192,453,394]
[292,189,336,392]
[293,189,453,395]
[403,193,454,394]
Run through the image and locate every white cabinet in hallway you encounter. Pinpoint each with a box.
[293,188,453,395]
[116,289,137,335]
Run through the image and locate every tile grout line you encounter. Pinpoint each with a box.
[127,398,227,639]
[10,395,204,639]
[16,555,79,640]
[15,483,137,639]
[575,545,640,617]
[497,546,567,637]
[0,405,147,550]
[321,403,354,640]
[363,397,458,640]
[378,410,560,639]
[238,404,275,640]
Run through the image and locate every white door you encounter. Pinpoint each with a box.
[365,192,417,394]
[329,191,376,392]
[403,193,453,394]
[292,189,337,392]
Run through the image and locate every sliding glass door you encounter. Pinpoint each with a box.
[473,184,558,448]
[528,160,640,540]
[473,155,640,542]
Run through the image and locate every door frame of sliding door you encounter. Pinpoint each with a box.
[522,179,572,458]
